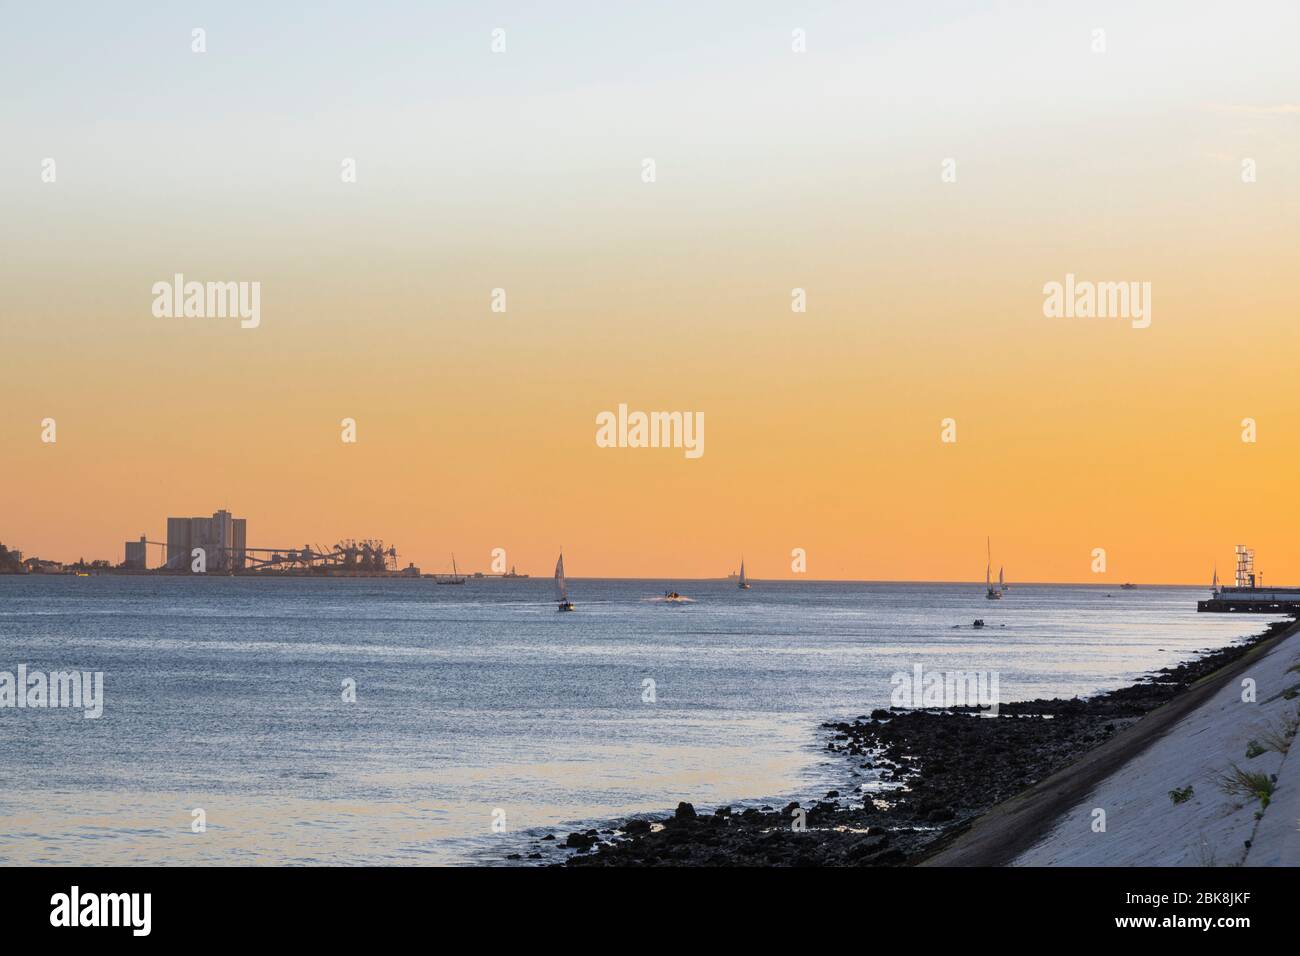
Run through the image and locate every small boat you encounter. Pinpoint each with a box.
[972,619,986,629]
[998,566,1007,593]
[662,590,689,603]
[1120,582,1136,590]
[737,558,751,590]
[502,565,529,579]
[985,538,1002,600]
[435,554,466,585]
[555,552,575,612]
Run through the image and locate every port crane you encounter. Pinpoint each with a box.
[143,540,168,569]
[146,534,400,574]
[237,539,399,574]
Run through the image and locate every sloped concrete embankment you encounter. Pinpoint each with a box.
[922,619,1300,867]
[1012,621,1300,866]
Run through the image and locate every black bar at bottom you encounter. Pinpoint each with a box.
[0,865,1285,942]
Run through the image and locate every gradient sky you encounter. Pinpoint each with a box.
[2,2,1298,582]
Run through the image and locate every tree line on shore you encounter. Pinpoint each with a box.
[0,542,111,574]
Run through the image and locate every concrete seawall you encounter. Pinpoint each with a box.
[926,619,1300,866]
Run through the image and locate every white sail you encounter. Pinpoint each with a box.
[554,553,568,602]
[738,559,746,586]
[1211,565,1218,591]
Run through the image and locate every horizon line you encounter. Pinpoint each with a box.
[0,571,1223,589]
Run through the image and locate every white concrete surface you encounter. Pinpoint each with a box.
[1015,628,1300,866]
[1245,680,1300,866]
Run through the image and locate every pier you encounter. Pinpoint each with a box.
[1196,544,1300,613]
[1197,587,1300,614]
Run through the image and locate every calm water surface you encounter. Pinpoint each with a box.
[0,576,1272,865]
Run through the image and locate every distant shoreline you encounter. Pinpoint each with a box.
[0,572,1233,587]
[0,569,520,580]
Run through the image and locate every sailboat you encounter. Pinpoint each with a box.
[435,554,466,585]
[555,552,575,612]
[985,538,1002,600]
[1209,565,1220,596]
[998,565,1007,593]
[738,558,751,590]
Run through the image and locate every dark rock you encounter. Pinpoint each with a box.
[846,835,888,860]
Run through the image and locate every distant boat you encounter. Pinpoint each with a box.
[502,565,529,579]
[737,558,751,590]
[998,565,1007,592]
[1120,582,1137,590]
[1209,565,1219,596]
[985,538,1002,600]
[435,554,466,585]
[555,552,575,612]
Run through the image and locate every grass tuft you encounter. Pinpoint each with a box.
[1257,708,1300,755]
[1215,764,1276,809]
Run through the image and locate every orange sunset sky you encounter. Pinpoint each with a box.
[2,3,1298,583]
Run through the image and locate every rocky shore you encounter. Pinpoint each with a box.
[514,619,1294,866]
